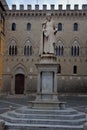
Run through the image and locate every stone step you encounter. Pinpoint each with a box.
[8,111,86,120]
[0,114,86,126]
[5,122,83,130]
[16,107,78,115]
[0,106,87,130]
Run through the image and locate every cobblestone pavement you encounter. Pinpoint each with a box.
[0,94,87,114]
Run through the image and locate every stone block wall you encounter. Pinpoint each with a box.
[2,4,87,94]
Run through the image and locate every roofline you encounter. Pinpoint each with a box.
[0,1,5,11]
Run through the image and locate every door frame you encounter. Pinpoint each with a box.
[11,66,27,95]
[15,74,25,94]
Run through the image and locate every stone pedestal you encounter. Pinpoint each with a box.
[36,54,58,101]
[29,54,66,109]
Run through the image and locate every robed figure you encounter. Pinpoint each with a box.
[39,14,57,55]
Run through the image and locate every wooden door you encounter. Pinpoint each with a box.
[15,74,25,94]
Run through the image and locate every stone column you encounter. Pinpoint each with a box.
[24,75,27,94]
[53,71,58,100]
[54,72,57,92]
[11,75,15,95]
[37,73,41,93]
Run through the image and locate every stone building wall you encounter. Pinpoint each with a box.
[2,4,87,94]
[0,1,6,93]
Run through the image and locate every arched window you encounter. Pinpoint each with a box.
[58,23,62,31]
[8,40,17,56]
[24,46,26,55]
[57,64,61,74]
[73,65,77,74]
[9,46,11,55]
[27,46,29,55]
[30,46,32,56]
[12,23,16,31]
[27,23,31,31]
[74,23,78,31]
[71,40,80,56]
[24,40,32,56]
[61,46,64,56]
[55,40,64,56]
[15,46,17,55]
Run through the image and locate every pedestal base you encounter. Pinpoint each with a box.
[34,54,66,110]
[29,100,66,110]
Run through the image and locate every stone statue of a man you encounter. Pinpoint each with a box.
[39,13,57,55]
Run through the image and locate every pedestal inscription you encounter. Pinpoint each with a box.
[42,72,53,93]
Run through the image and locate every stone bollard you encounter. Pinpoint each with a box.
[0,120,5,130]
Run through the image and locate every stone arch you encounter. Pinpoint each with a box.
[56,37,65,46]
[7,38,18,56]
[11,64,27,95]
[12,22,16,31]
[58,23,62,31]
[12,63,27,76]
[73,22,78,31]
[55,38,65,56]
[23,37,33,45]
[23,38,33,56]
[27,23,31,31]
[70,37,81,47]
[72,40,80,47]
[71,38,80,56]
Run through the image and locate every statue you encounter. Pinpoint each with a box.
[39,13,57,55]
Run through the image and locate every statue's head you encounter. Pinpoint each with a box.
[46,13,51,21]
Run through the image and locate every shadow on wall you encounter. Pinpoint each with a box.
[57,78,87,93]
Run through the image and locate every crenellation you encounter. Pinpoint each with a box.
[66,4,71,10]
[58,5,63,10]
[82,4,87,10]
[20,4,24,10]
[51,4,55,10]
[43,5,47,10]
[27,5,32,10]
[74,5,79,10]
[12,5,16,10]
[8,4,87,11]
[35,4,39,10]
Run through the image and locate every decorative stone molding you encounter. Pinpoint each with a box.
[5,9,87,18]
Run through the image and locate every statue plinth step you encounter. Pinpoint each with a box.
[28,100,66,110]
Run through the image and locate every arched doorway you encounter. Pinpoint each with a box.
[15,74,25,94]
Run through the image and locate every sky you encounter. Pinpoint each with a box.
[6,0,87,9]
